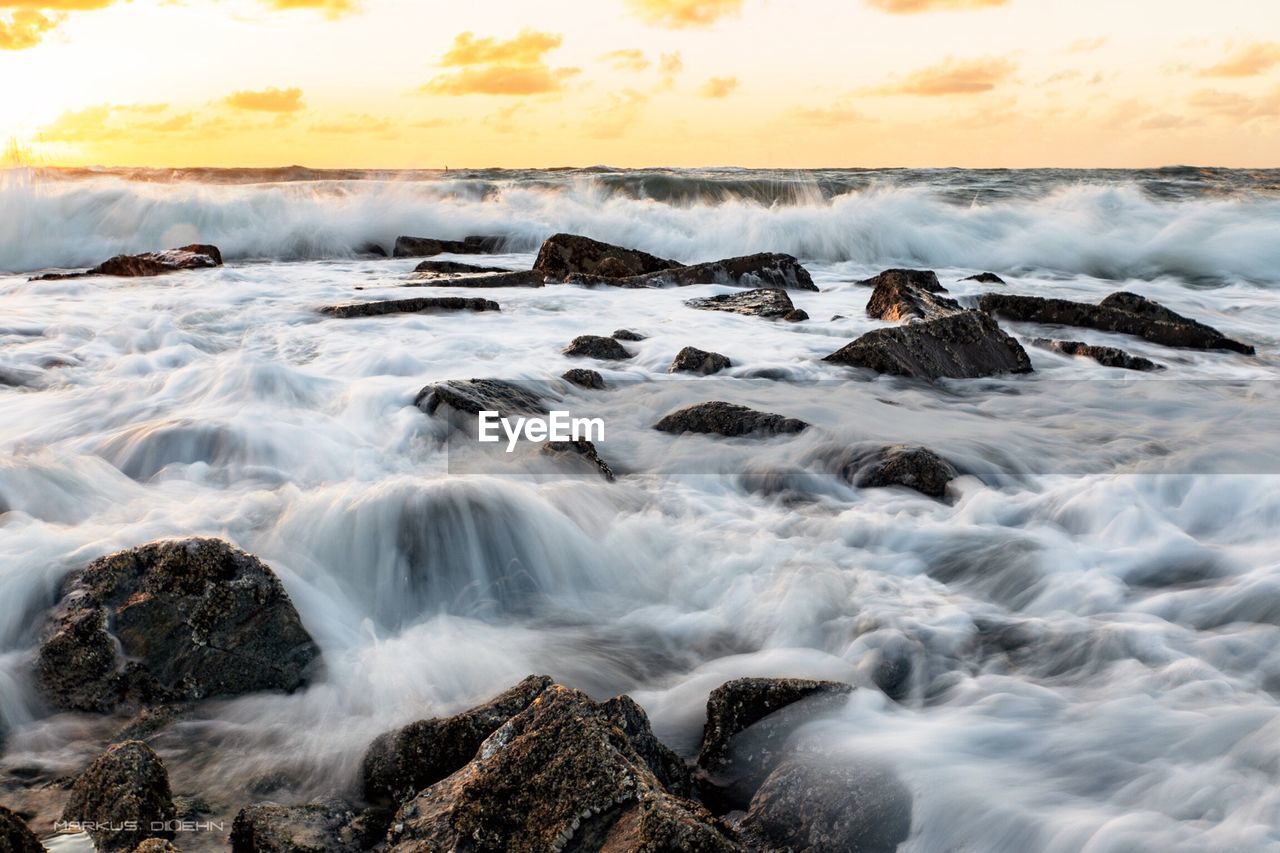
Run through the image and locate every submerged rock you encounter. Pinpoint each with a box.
[654,402,808,438]
[845,445,958,499]
[415,378,545,421]
[230,800,367,853]
[319,296,499,317]
[532,233,682,279]
[963,272,1006,285]
[669,346,732,375]
[611,329,646,341]
[685,288,803,320]
[35,538,320,713]
[404,270,545,288]
[857,268,944,292]
[623,253,818,292]
[561,368,606,390]
[131,841,181,852]
[412,260,513,275]
[563,335,634,360]
[0,805,42,853]
[824,310,1033,379]
[1030,338,1163,371]
[62,741,176,852]
[866,272,962,322]
[542,439,616,482]
[393,235,505,257]
[31,245,223,280]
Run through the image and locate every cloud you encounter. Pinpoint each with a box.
[0,8,56,49]
[1199,42,1280,78]
[864,0,1007,12]
[35,102,194,142]
[585,89,649,138]
[1068,36,1107,53]
[441,30,562,66]
[224,86,305,112]
[422,65,579,96]
[1189,87,1280,121]
[871,57,1016,95]
[260,0,357,15]
[659,52,683,74]
[699,75,739,98]
[625,0,742,28]
[310,114,394,134]
[601,48,650,71]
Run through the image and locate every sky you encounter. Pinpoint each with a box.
[1,0,1278,168]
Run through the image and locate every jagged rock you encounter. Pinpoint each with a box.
[542,440,616,482]
[131,841,180,852]
[533,233,682,279]
[669,347,731,375]
[622,253,818,292]
[824,310,1034,379]
[414,379,545,420]
[602,695,693,798]
[362,675,553,807]
[857,268,944,292]
[654,402,808,438]
[611,329,646,341]
[319,296,498,317]
[845,445,958,499]
[979,291,1255,354]
[35,539,320,713]
[562,368,606,390]
[412,260,513,275]
[393,235,505,257]
[404,270,545,288]
[230,800,368,853]
[111,704,189,745]
[738,759,913,853]
[963,272,1005,284]
[563,335,633,360]
[1030,338,1163,372]
[0,805,42,853]
[866,273,962,322]
[62,741,176,852]
[31,245,223,280]
[685,288,800,319]
[386,685,739,852]
[697,678,854,810]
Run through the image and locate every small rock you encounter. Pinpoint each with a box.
[611,329,646,341]
[866,272,962,323]
[356,242,387,257]
[30,245,223,280]
[857,268,943,292]
[561,368,605,390]
[412,260,512,275]
[393,235,504,257]
[625,253,818,292]
[563,335,633,360]
[131,841,181,852]
[404,270,545,288]
[783,308,809,322]
[319,297,498,318]
[669,347,731,375]
[542,440,616,482]
[685,288,799,319]
[230,800,367,853]
[962,272,1006,284]
[414,379,545,420]
[532,233,682,279]
[1030,338,1163,372]
[653,402,808,438]
[824,310,1033,379]
[62,741,176,852]
[0,805,42,853]
[846,445,958,499]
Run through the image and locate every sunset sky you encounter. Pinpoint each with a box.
[2,0,1278,168]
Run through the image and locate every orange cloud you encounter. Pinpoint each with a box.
[865,0,1007,11]
[0,8,56,48]
[422,65,579,96]
[261,0,357,14]
[311,114,393,134]
[626,0,742,28]
[1199,42,1280,78]
[699,75,739,98]
[602,48,650,71]
[1189,87,1280,121]
[224,87,306,112]
[441,29,562,66]
[35,103,195,142]
[872,57,1016,95]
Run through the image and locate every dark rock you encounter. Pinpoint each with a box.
[36,538,320,713]
[979,291,1255,354]
[393,235,504,257]
[846,445,958,498]
[386,685,739,852]
[542,440,616,482]
[412,260,512,275]
[532,233,682,279]
[669,347,731,375]
[738,759,913,853]
[824,310,1034,379]
[654,402,808,438]
[1030,338,1163,372]
[561,368,606,390]
[697,678,854,810]
[31,245,223,280]
[62,741,176,852]
[611,329,646,341]
[866,273,962,322]
[319,296,499,317]
[857,268,944,292]
[963,272,1005,284]
[131,841,181,852]
[602,695,694,798]
[230,800,367,853]
[0,366,43,389]
[563,335,633,360]
[783,309,809,322]
[625,253,818,292]
[414,379,545,420]
[0,805,42,853]
[362,675,553,807]
[110,704,189,745]
[685,288,799,319]
[404,270,545,288]
[357,242,387,257]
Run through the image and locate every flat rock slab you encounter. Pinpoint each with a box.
[654,401,808,437]
[685,288,806,320]
[31,244,223,281]
[413,260,514,275]
[1031,338,1163,372]
[533,233,683,278]
[619,253,817,292]
[404,270,544,288]
[825,310,1034,379]
[320,297,499,317]
[393,235,505,257]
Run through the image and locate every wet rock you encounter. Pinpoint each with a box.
[412,260,513,275]
[31,245,223,281]
[110,704,190,745]
[62,741,176,852]
[963,272,1006,284]
[866,272,962,322]
[654,402,808,438]
[783,308,810,322]
[602,695,693,798]
[356,242,387,257]
[362,675,553,807]
[979,291,1255,354]
[414,379,545,420]
[131,841,181,853]
[393,235,505,257]
[36,538,320,713]
[857,268,944,292]
[846,445,958,499]
[318,296,499,317]
[1030,338,1163,371]
[533,233,683,279]
[697,678,854,810]
[563,335,633,360]
[685,288,800,319]
[230,800,367,853]
[542,440,616,482]
[561,368,606,390]
[824,310,1033,379]
[0,805,42,853]
[404,270,545,288]
[611,329,646,341]
[625,253,818,292]
[386,685,739,852]
[738,759,913,853]
[669,346,731,375]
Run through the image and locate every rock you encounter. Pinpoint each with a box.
[392,235,505,257]
[624,253,818,292]
[404,270,545,288]
[1030,338,1163,371]
[318,296,499,317]
[412,260,512,275]
[846,445,958,499]
[230,800,367,853]
[356,242,387,257]
[669,347,731,375]
[62,741,176,852]
[111,704,189,745]
[738,759,913,853]
[36,538,320,713]
[31,245,223,280]
[685,288,800,319]
[542,440,616,482]
[783,309,809,322]
[611,329,646,341]
[653,402,808,438]
[562,368,606,390]
[601,695,693,798]
[532,233,682,278]
[131,841,181,852]
[386,685,739,852]
[824,310,1034,379]
[414,379,545,420]
[979,291,1255,354]
[362,675,553,807]
[963,272,1005,284]
[866,272,962,323]
[697,678,854,810]
[0,805,42,853]
[857,268,944,292]
[563,335,633,360]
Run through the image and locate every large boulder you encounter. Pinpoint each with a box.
[362,675,553,806]
[393,235,505,257]
[318,296,499,317]
[979,291,1255,354]
[61,741,176,852]
[533,233,682,279]
[32,245,223,280]
[866,271,962,322]
[669,347,731,375]
[1030,338,1163,372]
[654,402,808,438]
[824,310,1034,379]
[230,800,368,853]
[619,253,818,292]
[685,288,807,320]
[36,538,320,713]
[563,335,634,360]
[845,445,958,499]
[0,805,42,853]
